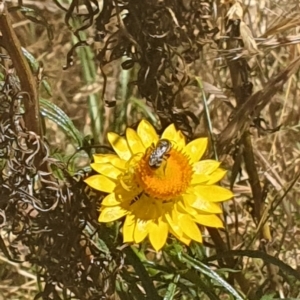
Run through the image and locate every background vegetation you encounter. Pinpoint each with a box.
[0,0,300,299]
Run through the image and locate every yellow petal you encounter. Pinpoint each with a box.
[107,132,132,160]
[191,174,210,185]
[102,193,120,206]
[183,194,223,214]
[206,168,227,185]
[137,119,158,148]
[177,200,197,216]
[161,124,177,141]
[126,128,145,154]
[193,160,221,175]
[98,206,127,222]
[169,227,191,246]
[165,211,183,237]
[94,153,117,163]
[161,124,186,148]
[178,214,203,243]
[93,154,127,169]
[193,185,233,202]
[148,218,168,251]
[91,163,122,179]
[184,138,208,163]
[134,218,149,243]
[169,208,195,245]
[193,214,224,228]
[123,214,135,242]
[176,131,186,149]
[84,175,116,193]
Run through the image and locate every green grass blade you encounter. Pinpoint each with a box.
[181,253,244,300]
[40,98,83,146]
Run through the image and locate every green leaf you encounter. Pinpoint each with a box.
[181,253,244,300]
[129,96,158,123]
[40,98,83,146]
[194,76,218,160]
[260,294,275,300]
[22,48,53,96]
[41,79,53,97]
[163,274,180,300]
[22,47,39,72]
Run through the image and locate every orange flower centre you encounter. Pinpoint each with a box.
[135,147,193,200]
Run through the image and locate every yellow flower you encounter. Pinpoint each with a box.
[85,120,233,251]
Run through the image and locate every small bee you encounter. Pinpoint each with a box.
[130,191,144,205]
[148,139,172,169]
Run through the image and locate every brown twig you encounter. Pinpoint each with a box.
[217,55,300,154]
[0,3,42,136]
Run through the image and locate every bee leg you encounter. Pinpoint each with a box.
[161,157,169,174]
